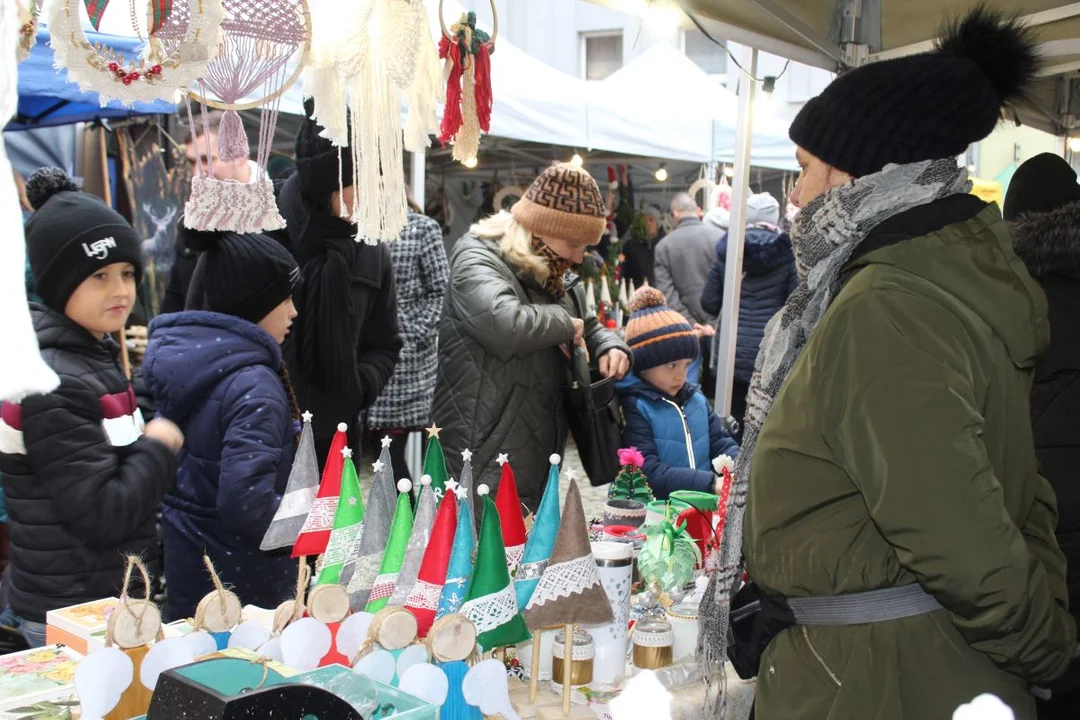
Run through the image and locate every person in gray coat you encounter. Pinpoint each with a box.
[431,164,631,511]
[653,192,722,329]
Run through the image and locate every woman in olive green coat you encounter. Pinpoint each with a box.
[702,9,1079,719]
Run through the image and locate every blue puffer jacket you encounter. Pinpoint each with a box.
[616,373,739,499]
[700,226,798,383]
[142,312,296,620]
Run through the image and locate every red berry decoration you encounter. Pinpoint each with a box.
[129,72,140,81]
[151,64,162,75]
[108,62,118,72]
[122,75,133,85]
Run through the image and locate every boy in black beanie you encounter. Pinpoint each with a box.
[0,168,183,647]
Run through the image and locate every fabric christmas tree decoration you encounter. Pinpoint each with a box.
[421,425,449,496]
[292,422,349,558]
[404,490,459,637]
[437,487,476,619]
[460,486,531,651]
[345,437,399,609]
[523,476,614,628]
[608,447,654,503]
[260,412,320,551]
[388,475,439,605]
[494,455,528,576]
[367,479,416,612]
[458,448,476,543]
[515,455,562,612]
[314,447,365,586]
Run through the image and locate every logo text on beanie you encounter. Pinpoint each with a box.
[82,236,117,260]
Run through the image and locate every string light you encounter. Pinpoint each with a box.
[463,156,478,169]
[571,153,584,168]
[655,165,668,182]
[1068,137,1080,153]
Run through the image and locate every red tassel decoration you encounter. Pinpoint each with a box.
[438,10,495,164]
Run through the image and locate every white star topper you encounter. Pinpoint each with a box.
[496,453,509,466]
[461,448,473,463]
[301,411,313,423]
[381,436,393,449]
[341,447,353,459]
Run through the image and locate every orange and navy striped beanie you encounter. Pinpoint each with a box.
[624,287,699,372]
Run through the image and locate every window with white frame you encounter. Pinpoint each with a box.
[682,28,727,78]
[581,31,623,81]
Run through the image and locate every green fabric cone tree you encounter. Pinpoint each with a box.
[366,479,416,612]
[460,486,531,651]
[314,447,365,586]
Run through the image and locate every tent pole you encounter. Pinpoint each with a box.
[713,46,758,417]
[411,151,426,210]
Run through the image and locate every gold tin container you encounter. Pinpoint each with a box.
[631,620,674,670]
[551,628,595,686]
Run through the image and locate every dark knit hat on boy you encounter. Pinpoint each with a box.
[1003,153,1080,222]
[624,287,698,372]
[24,167,143,312]
[789,6,1039,178]
[294,97,354,203]
[181,227,300,324]
[512,164,607,246]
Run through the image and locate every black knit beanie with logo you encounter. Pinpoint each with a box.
[181,226,300,325]
[789,6,1039,178]
[24,167,144,313]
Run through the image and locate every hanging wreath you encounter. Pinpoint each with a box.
[16,0,39,62]
[49,0,224,107]
[438,0,497,165]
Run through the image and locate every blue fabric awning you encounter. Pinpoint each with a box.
[9,27,175,130]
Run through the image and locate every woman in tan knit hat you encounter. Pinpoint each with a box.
[431,164,631,510]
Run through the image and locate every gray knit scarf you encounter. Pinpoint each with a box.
[697,158,971,714]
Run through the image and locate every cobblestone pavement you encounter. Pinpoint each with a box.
[356,437,609,520]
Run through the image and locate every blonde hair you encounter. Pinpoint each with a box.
[471,210,548,283]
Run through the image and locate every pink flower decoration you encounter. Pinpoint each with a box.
[618,447,645,469]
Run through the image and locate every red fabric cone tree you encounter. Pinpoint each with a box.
[292,423,349,558]
[495,454,527,575]
[403,491,459,637]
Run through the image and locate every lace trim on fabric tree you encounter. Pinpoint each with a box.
[460,585,518,635]
[184,176,286,234]
[525,555,602,610]
[346,553,383,594]
[321,523,362,567]
[515,559,548,582]
[368,572,399,602]
[406,579,444,612]
[298,495,338,534]
[505,544,525,573]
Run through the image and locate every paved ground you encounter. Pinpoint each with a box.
[356,437,610,520]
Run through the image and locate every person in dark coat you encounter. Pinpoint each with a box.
[616,288,738,499]
[274,101,403,467]
[1003,152,1080,720]
[619,205,661,288]
[700,192,797,436]
[142,228,301,621]
[431,164,630,510]
[0,168,182,646]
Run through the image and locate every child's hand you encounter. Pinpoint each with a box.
[145,418,184,454]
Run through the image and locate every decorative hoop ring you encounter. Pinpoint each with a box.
[493,185,525,210]
[187,0,311,112]
[687,178,716,207]
[438,0,498,45]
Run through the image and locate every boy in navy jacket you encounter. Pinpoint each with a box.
[616,288,738,499]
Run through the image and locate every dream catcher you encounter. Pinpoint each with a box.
[182,0,310,233]
[49,0,223,106]
[303,0,443,243]
[16,0,38,62]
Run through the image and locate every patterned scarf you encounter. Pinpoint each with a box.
[697,158,971,714]
[530,236,575,297]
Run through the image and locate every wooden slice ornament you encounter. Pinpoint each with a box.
[427,613,478,664]
[107,557,163,649]
[307,584,351,625]
[353,606,419,664]
[194,556,242,633]
[274,557,312,634]
[48,0,225,107]
[273,601,299,635]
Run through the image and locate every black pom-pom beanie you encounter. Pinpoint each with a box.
[24,167,144,312]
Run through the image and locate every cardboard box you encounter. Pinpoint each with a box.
[0,645,83,712]
[45,597,118,655]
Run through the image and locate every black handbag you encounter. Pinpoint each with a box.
[564,344,624,487]
[727,580,796,680]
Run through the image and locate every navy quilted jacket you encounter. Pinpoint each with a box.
[700,226,798,383]
[616,373,738,499]
[142,311,296,620]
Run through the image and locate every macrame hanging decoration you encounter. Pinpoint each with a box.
[48,0,223,106]
[302,0,443,243]
[182,0,310,234]
[16,0,39,62]
[438,0,496,165]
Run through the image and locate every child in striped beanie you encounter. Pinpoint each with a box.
[615,287,738,499]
